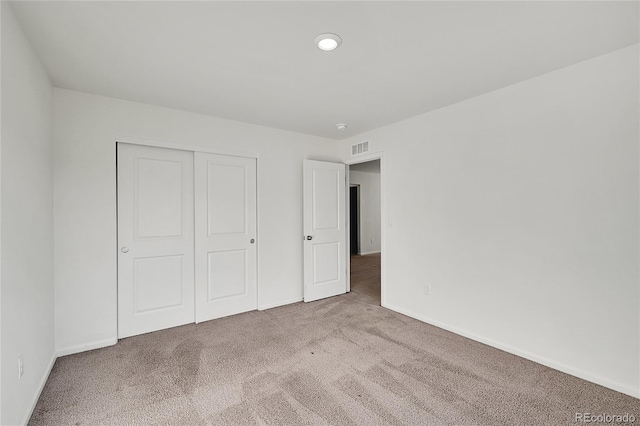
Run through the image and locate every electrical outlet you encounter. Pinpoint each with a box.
[424,285,430,295]
[370,237,374,244]
[18,356,24,379]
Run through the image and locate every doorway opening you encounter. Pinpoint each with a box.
[349,185,360,255]
[348,159,381,306]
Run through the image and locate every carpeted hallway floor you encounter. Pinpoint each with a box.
[349,253,381,306]
[30,253,638,425]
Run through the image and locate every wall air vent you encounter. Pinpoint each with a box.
[351,141,369,156]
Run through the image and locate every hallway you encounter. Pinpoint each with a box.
[349,253,381,305]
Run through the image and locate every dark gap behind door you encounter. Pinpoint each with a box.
[350,186,359,255]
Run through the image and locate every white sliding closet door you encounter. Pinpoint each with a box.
[117,144,195,338]
[195,153,257,322]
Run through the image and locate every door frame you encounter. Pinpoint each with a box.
[344,152,385,304]
[114,136,260,335]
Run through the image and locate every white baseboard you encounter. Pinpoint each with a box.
[383,302,640,399]
[22,351,57,426]
[57,337,117,357]
[258,297,303,311]
[359,250,381,256]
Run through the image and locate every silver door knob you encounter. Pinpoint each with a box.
[306,236,313,241]
[250,239,255,244]
[121,247,129,253]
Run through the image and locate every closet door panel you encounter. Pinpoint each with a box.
[117,144,195,338]
[195,153,257,322]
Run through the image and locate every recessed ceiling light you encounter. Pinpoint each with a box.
[315,33,342,51]
[336,123,347,130]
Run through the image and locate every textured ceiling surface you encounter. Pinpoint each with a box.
[10,1,639,139]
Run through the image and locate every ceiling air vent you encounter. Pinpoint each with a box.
[351,141,369,156]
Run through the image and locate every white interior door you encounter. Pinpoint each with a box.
[303,160,347,302]
[117,144,195,338]
[195,153,257,322]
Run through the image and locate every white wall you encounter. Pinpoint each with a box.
[349,163,381,254]
[53,89,339,355]
[1,3,55,424]
[339,45,639,397]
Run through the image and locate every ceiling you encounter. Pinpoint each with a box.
[10,1,639,140]
[350,160,380,174]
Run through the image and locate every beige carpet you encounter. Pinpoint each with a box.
[349,253,381,306]
[31,254,638,425]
